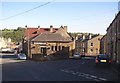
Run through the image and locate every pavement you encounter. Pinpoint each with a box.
[111,62,120,80]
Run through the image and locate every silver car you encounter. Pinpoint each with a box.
[73,52,81,59]
[17,53,27,60]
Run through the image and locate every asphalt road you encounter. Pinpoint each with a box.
[1,53,119,82]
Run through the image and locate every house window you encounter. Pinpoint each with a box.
[98,38,101,41]
[51,46,54,51]
[82,49,84,52]
[91,43,93,46]
[55,46,57,51]
[62,46,64,50]
[41,47,46,54]
[32,41,34,44]
[59,46,61,51]
[96,48,98,54]
[90,49,93,52]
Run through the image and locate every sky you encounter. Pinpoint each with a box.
[0,0,119,35]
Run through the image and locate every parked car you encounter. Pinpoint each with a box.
[73,52,81,59]
[95,54,112,67]
[17,53,27,60]
[1,47,14,53]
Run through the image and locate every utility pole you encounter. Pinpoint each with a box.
[26,26,31,59]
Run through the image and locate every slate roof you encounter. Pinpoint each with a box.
[31,32,72,42]
[24,28,58,40]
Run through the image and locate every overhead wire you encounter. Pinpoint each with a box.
[1,0,56,21]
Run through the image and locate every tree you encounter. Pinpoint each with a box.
[2,27,25,43]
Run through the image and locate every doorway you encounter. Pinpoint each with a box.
[41,47,47,57]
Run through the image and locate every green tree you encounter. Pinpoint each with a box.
[2,27,25,43]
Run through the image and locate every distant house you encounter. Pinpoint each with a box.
[100,34,107,54]
[0,37,12,49]
[75,34,103,56]
[86,35,103,56]
[22,25,75,59]
[0,37,7,49]
[0,37,17,52]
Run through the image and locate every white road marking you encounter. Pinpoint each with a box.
[98,78,107,81]
[90,75,97,78]
[85,76,93,79]
[72,72,78,75]
[64,70,69,73]
[60,69,107,81]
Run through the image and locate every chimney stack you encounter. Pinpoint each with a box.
[37,25,40,34]
[50,25,53,32]
[89,33,92,39]
[63,26,67,32]
[82,34,85,40]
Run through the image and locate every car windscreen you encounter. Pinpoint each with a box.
[98,55,108,59]
[74,53,79,55]
[20,54,26,57]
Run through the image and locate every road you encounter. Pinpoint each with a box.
[1,53,119,82]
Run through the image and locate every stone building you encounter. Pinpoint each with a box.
[22,25,75,59]
[100,34,107,54]
[75,33,103,56]
[85,35,103,56]
[106,11,120,64]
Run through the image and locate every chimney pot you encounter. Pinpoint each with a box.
[25,25,27,27]
[50,25,53,28]
[38,25,40,28]
[89,33,92,39]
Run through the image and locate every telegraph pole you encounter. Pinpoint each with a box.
[26,26,30,59]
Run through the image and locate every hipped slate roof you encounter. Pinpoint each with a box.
[31,32,72,42]
[24,28,58,40]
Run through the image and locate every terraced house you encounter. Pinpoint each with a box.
[100,34,107,54]
[75,33,103,56]
[106,11,120,65]
[22,25,75,60]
